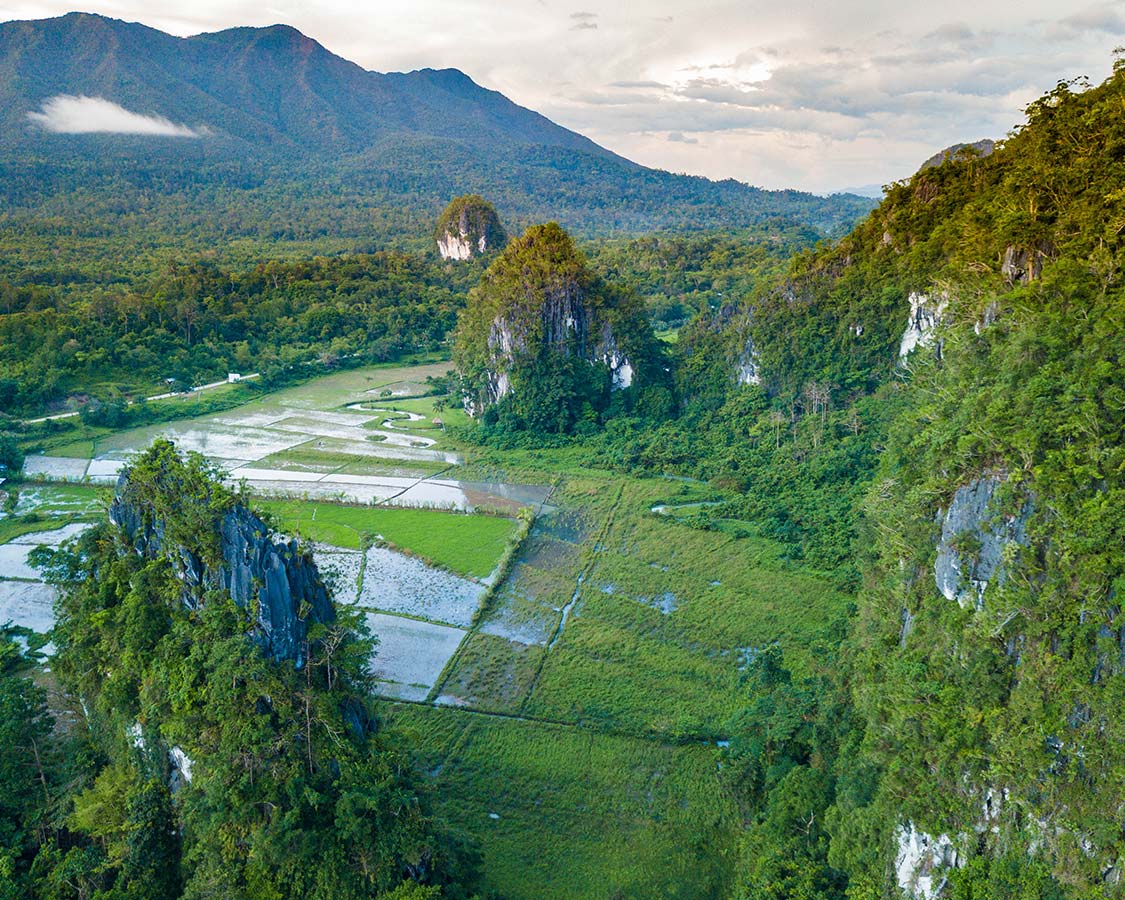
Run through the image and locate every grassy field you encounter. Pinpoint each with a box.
[258,499,517,578]
[385,703,738,900]
[439,473,848,739]
[0,483,105,544]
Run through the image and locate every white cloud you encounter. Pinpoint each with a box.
[27,95,203,137]
[2,1,1121,189]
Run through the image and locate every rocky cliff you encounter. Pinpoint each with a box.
[435,195,507,260]
[455,222,649,415]
[110,459,334,666]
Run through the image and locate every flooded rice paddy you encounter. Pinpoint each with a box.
[23,362,550,512]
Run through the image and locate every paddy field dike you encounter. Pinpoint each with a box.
[3,359,849,900]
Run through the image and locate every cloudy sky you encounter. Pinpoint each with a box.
[1,0,1122,192]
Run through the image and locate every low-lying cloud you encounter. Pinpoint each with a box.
[27,95,202,137]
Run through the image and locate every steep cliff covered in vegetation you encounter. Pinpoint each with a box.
[690,62,1125,899]
[454,222,668,433]
[1,442,477,899]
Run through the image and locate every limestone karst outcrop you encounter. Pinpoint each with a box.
[898,291,947,359]
[454,222,650,416]
[110,452,334,666]
[933,474,1031,610]
[435,194,507,260]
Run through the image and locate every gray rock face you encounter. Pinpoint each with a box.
[480,297,634,407]
[736,337,761,385]
[1001,245,1043,285]
[110,481,334,665]
[934,475,1031,610]
[899,291,947,359]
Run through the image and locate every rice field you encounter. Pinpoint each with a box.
[435,474,848,739]
[13,360,851,899]
[260,499,518,577]
[0,523,95,655]
[365,613,467,700]
[385,704,738,900]
[22,361,551,516]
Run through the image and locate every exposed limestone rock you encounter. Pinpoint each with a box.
[934,475,1031,610]
[736,338,761,385]
[974,300,999,335]
[899,606,915,648]
[169,746,194,792]
[899,292,947,359]
[438,232,481,261]
[435,194,507,260]
[1001,245,1044,285]
[603,347,634,389]
[110,474,334,665]
[920,139,995,171]
[895,824,960,899]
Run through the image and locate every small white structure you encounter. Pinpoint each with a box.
[227,373,242,383]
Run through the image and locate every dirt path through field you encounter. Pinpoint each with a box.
[516,484,624,714]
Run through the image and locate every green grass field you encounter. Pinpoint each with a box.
[385,703,738,900]
[439,474,848,739]
[258,499,517,578]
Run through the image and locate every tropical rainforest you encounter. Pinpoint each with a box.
[2,10,1125,899]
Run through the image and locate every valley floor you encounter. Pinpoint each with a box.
[3,360,850,900]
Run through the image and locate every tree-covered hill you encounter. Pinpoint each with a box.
[1,442,481,898]
[638,60,1125,899]
[0,13,873,255]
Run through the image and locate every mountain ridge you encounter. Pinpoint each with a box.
[0,12,625,159]
[0,12,874,239]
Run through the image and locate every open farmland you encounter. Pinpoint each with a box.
[10,361,850,900]
[260,499,517,577]
[21,360,552,514]
[386,704,738,900]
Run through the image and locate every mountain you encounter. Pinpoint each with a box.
[0,13,874,245]
[0,12,613,158]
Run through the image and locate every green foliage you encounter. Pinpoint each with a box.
[455,222,667,435]
[0,637,55,897]
[585,225,820,331]
[0,429,22,473]
[0,252,480,418]
[434,196,508,256]
[789,63,1125,895]
[386,703,738,900]
[116,439,238,567]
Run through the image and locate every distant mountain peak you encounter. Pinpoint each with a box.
[0,13,876,237]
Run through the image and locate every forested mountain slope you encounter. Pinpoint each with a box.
[680,62,1125,898]
[0,13,872,245]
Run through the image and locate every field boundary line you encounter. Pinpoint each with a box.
[424,505,537,702]
[385,695,722,748]
[516,482,624,717]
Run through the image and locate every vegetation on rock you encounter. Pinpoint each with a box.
[434,196,507,259]
[454,222,669,434]
[1,443,480,899]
